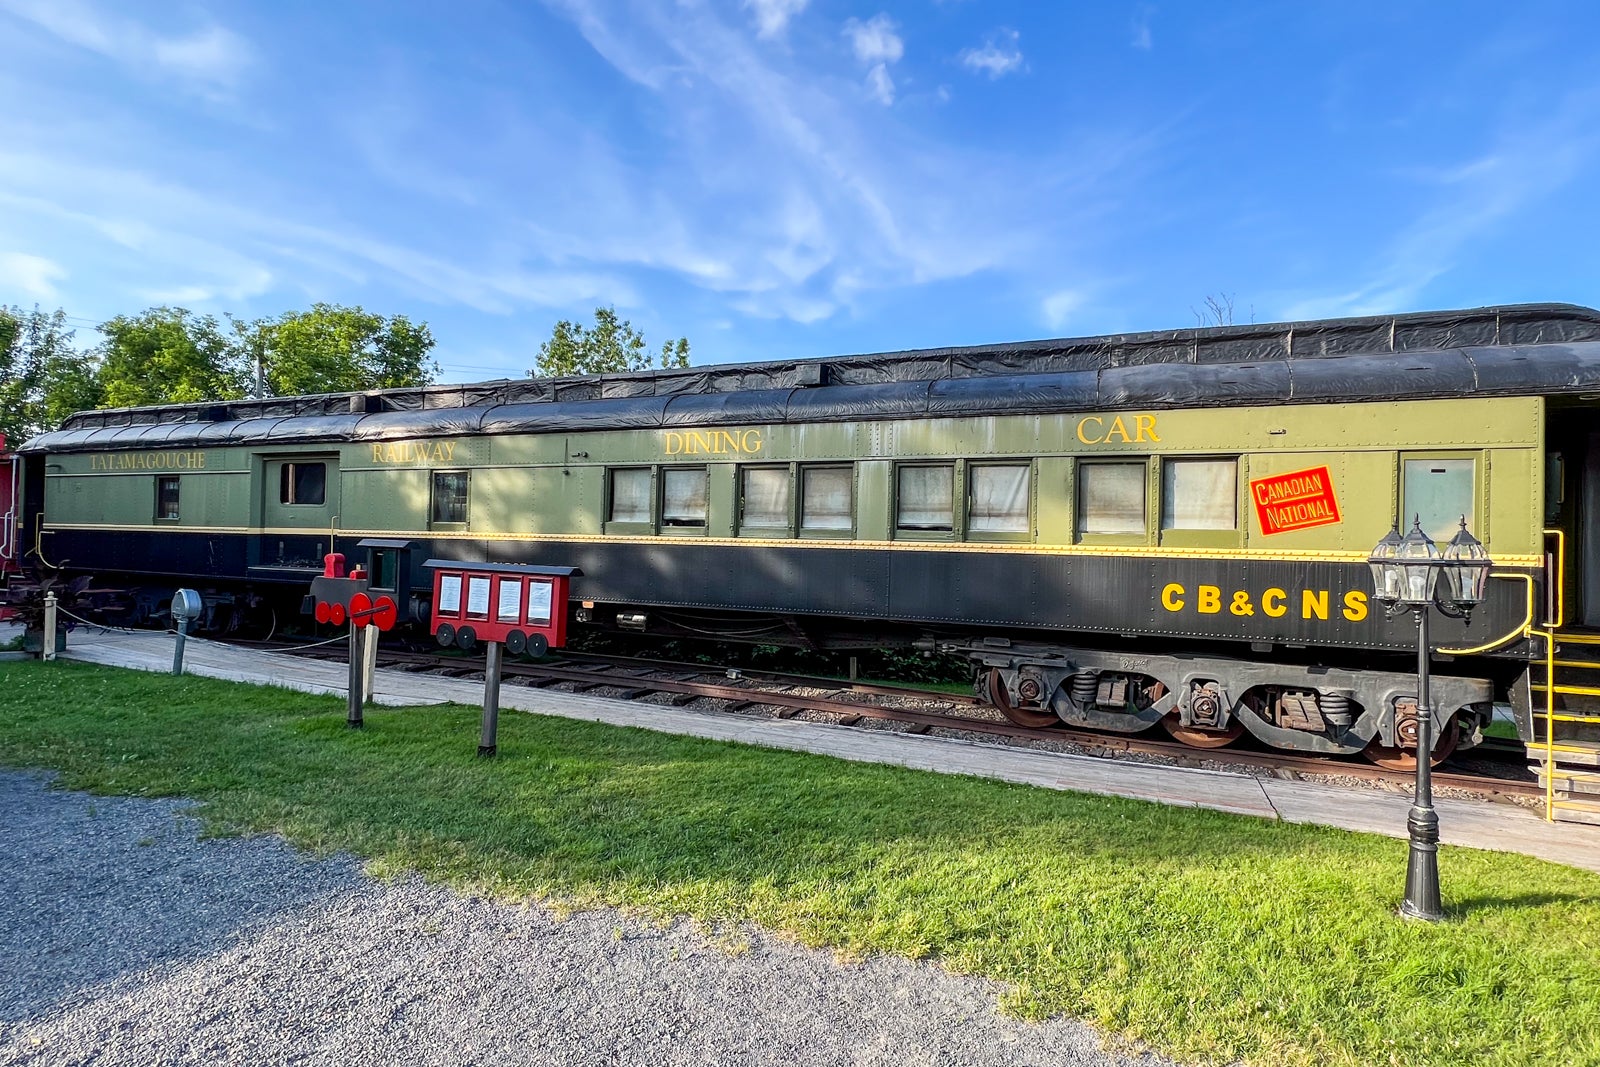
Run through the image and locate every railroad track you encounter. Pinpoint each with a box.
[263,640,1543,805]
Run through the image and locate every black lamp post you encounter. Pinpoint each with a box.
[1367,516,1493,922]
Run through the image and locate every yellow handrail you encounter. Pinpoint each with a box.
[1535,684,1600,700]
[1546,626,1557,821]
[31,519,63,570]
[1439,573,1534,655]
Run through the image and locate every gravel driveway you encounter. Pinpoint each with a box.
[0,769,1175,1067]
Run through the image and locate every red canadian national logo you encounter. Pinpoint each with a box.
[1250,466,1341,535]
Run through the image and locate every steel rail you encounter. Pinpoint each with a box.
[273,642,1542,805]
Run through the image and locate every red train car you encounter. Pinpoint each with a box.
[425,560,581,657]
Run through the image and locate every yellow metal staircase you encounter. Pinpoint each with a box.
[1529,629,1600,824]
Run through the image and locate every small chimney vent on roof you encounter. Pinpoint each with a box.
[349,393,384,414]
[198,404,230,422]
[794,363,828,387]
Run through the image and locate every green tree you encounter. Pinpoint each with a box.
[39,354,104,430]
[531,306,690,377]
[244,303,437,396]
[0,306,98,444]
[97,307,245,408]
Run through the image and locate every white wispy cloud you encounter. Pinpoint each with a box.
[0,0,1158,346]
[0,251,66,301]
[864,64,895,106]
[843,14,903,106]
[1041,288,1088,331]
[843,14,903,65]
[527,0,1147,324]
[1280,96,1600,320]
[960,28,1024,79]
[0,0,253,95]
[0,148,629,316]
[1131,6,1155,51]
[742,0,808,40]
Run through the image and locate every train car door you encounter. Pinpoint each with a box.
[262,454,341,530]
[1583,434,1600,627]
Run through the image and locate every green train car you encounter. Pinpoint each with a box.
[18,303,1600,766]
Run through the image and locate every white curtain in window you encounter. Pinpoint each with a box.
[897,465,954,530]
[1162,459,1236,530]
[610,468,651,523]
[801,467,852,530]
[1079,463,1146,534]
[969,465,1030,533]
[741,468,789,528]
[662,468,708,526]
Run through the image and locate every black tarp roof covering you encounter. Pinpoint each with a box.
[23,303,1600,454]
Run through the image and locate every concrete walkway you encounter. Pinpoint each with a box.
[57,627,1600,874]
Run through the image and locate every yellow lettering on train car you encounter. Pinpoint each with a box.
[1074,413,1159,444]
[663,429,763,455]
[371,441,458,464]
[1342,590,1368,622]
[1159,582,1366,627]
[89,450,207,471]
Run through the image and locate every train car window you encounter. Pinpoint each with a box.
[1161,458,1237,530]
[1078,461,1146,535]
[156,476,180,521]
[662,467,708,527]
[741,467,790,530]
[968,464,1031,535]
[800,466,853,532]
[896,464,954,532]
[608,468,652,524]
[431,470,469,524]
[1403,457,1476,541]
[280,462,326,506]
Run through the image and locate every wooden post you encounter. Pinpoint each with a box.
[361,624,379,704]
[346,623,364,728]
[41,592,57,663]
[479,640,502,757]
[172,616,189,676]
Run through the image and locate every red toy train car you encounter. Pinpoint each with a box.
[424,560,581,657]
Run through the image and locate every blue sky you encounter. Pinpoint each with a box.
[1,1,1598,381]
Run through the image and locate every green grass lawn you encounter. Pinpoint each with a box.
[1,660,1597,1067]
[1484,718,1522,741]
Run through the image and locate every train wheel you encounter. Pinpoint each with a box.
[986,669,1060,729]
[1362,720,1459,770]
[1160,713,1245,749]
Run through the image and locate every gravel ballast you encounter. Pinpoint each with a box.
[0,770,1174,1067]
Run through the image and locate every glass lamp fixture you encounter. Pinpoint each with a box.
[1438,517,1492,610]
[1368,523,1405,606]
[1392,516,1441,609]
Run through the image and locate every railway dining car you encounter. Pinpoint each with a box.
[16,303,1600,774]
